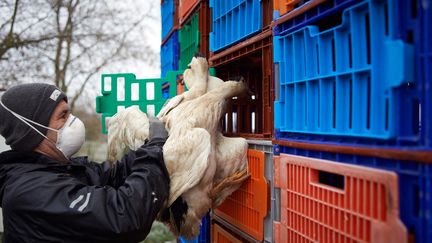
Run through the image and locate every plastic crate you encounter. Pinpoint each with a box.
[248,140,274,243]
[417,0,432,147]
[274,144,432,243]
[394,0,432,148]
[179,213,210,243]
[273,0,432,149]
[161,0,178,40]
[179,0,211,69]
[273,0,313,18]
[162,82,171,99]
[95,71,183,134]
[214,149,268,241]
[211,223,243,243]
[176,78,186,95]
[273,153,407,242]
[211,30,273,139]
[179,12,199,70]
[274,0,415,141]
[210,0,262,52]
[179,0,200,23]
[161,30,180,77]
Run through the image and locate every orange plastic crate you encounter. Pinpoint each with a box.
[212,223,243,243]
[274,154,407,243]
[214,149,268,241]
[273,0,302,16]
[176,78,185,94]
[179,0,200,23]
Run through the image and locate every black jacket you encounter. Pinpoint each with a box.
[0,138,170,243]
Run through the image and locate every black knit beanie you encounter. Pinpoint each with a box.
[0,83,67,151]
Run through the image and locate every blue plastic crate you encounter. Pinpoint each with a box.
[161,30,179,77]
[393,0,432,148]
[274,0,431,148]
[398,0,432,148]
[178,213,210,243]
[210,0,262,52]
[161,0,176,40]
[274,0,415,141]
[273,0,358,35]
[420,0,432,148]
[162,82,170,99]
[274,144,432,243]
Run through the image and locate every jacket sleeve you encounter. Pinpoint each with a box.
[72,145,141,189]
[7,138,170,242]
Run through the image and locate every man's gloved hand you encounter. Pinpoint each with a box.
[148,117,168,141]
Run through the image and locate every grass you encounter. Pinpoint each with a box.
[142,221,176,243]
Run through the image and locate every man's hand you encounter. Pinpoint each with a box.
[148,117,168,141]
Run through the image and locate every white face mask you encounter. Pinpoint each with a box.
[46,114,86,158]
[0,100,86,158]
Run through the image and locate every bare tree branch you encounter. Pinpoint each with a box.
[69,26,129,111]
[8,0,19,37]
[0,0,19,58]
[1,0,159,113]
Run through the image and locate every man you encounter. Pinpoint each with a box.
[0,83,170,242]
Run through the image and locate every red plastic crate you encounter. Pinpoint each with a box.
[179,0,200,23]
[210,29,274,139]
[274,153,407,243]
[211,223,243,243]
[214,149,268,241]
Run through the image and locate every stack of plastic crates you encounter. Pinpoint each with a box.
[95,0,432,242]
[213,141,274,243]
[178,0,211,70]
[208,1,276,241]
[210,0,273,52]
[170,2,214,241]
[162,0,178,41]
[209,0,274,139]
[161,0,180,77]
[272,0,432,242]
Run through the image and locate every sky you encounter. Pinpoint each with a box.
[112,1,162,79]
[83,0,162,111]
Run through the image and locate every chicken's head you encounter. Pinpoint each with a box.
[183,53,208,90]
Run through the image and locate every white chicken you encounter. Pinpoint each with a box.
[107,54,249,239]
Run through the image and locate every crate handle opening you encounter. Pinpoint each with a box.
[312,170,345,190]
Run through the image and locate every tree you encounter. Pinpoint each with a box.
[0,0,159,111]
[0,0,57,60]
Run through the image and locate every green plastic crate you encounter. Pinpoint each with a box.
[179,12,200,70]
[178,11,216,75]
[96,70,183,134]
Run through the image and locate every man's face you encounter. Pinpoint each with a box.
[46,100,70,142]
